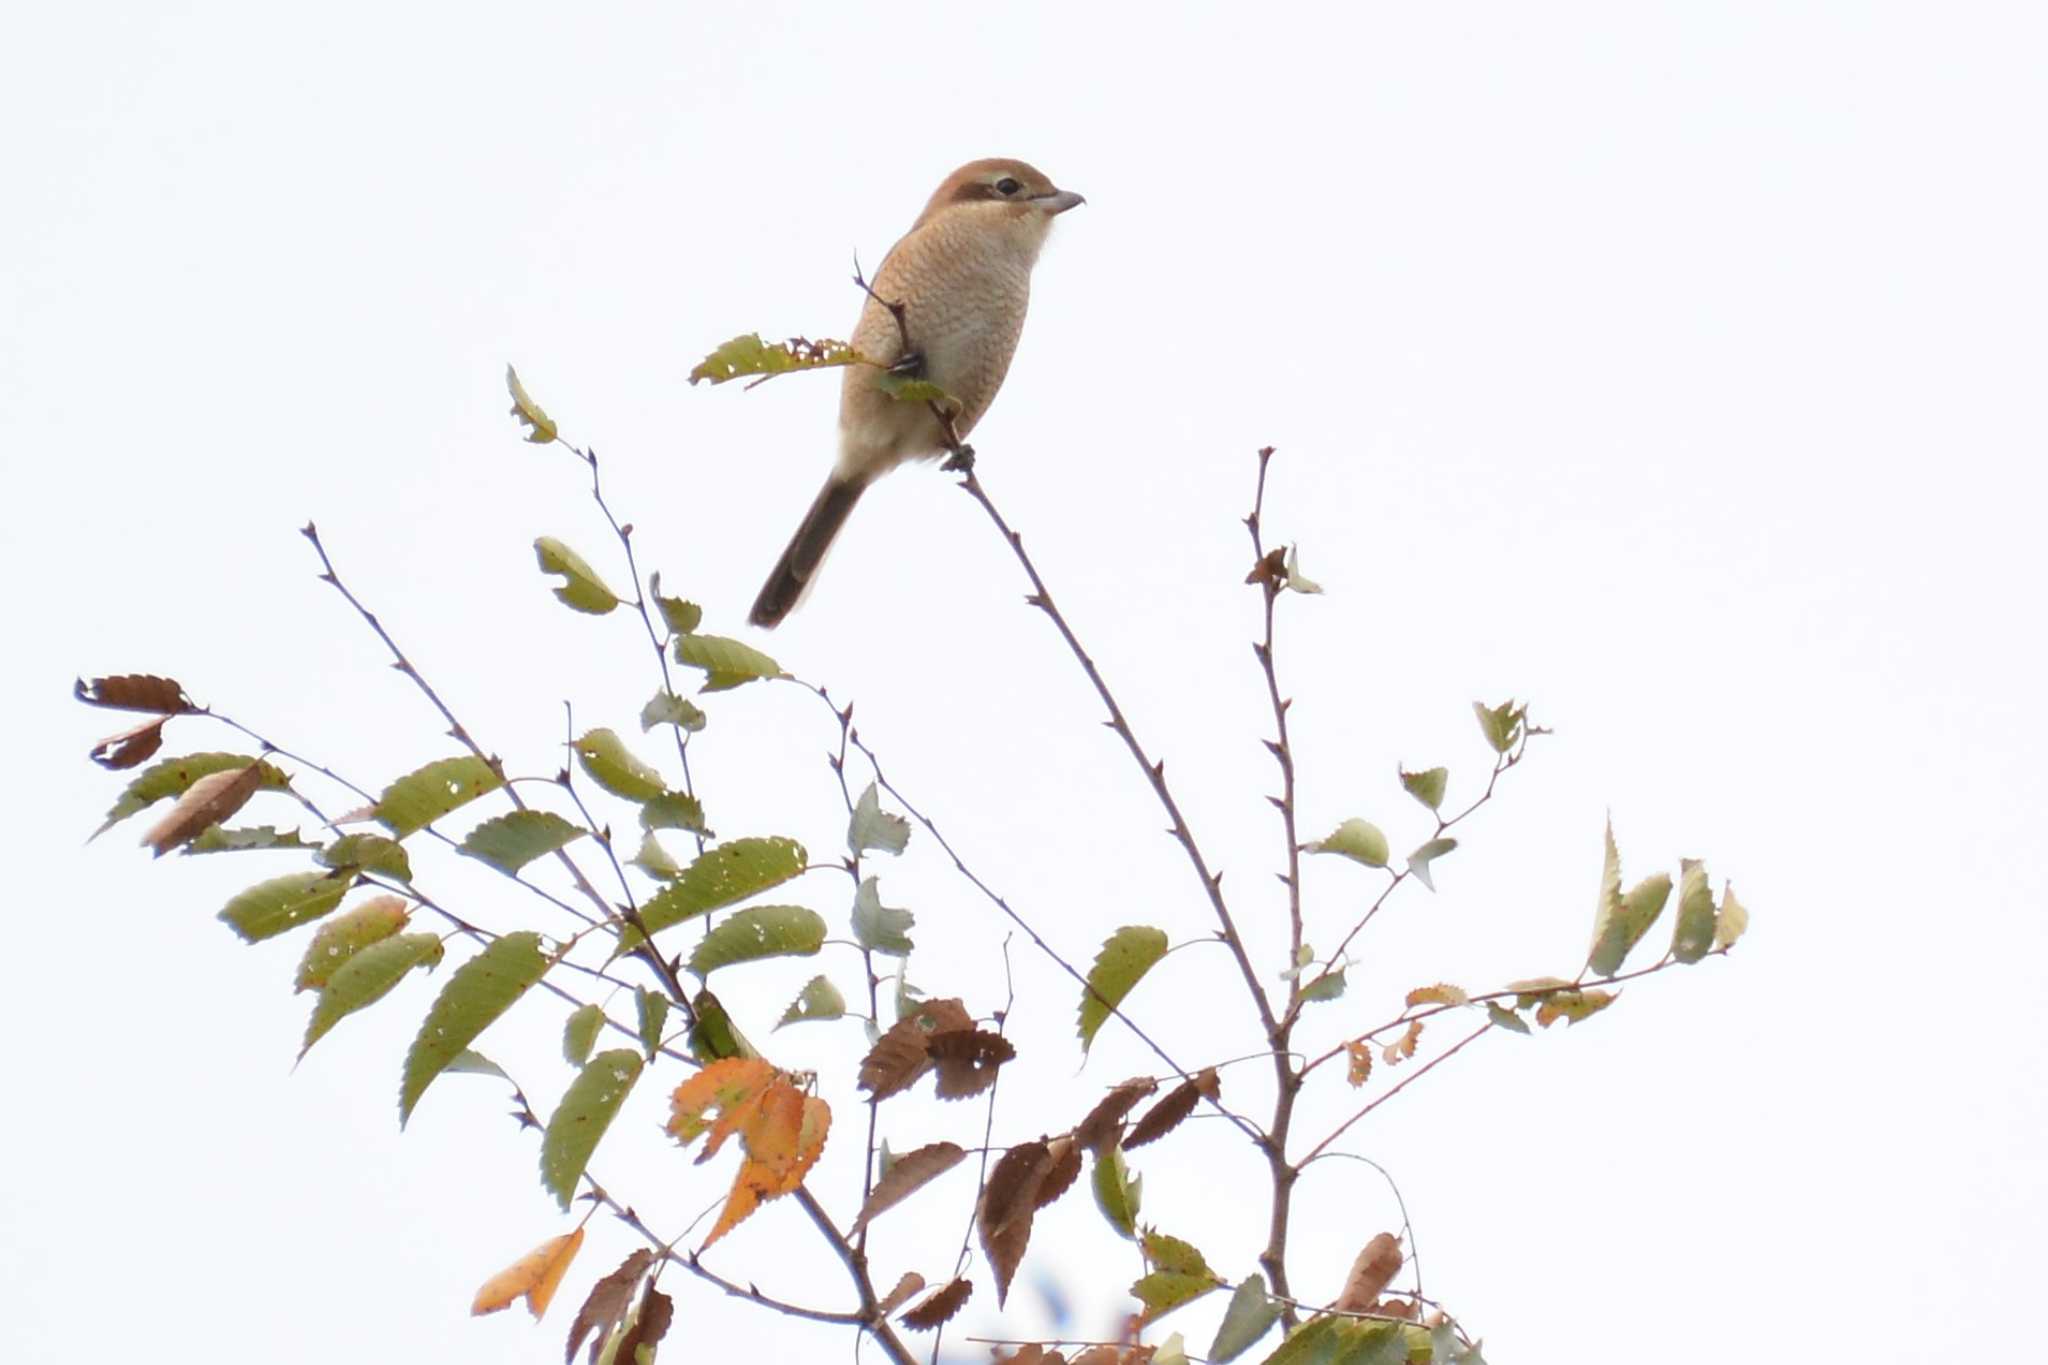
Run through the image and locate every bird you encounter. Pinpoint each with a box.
[748,158,1084,628]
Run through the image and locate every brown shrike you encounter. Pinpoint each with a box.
[748,158,1084,628]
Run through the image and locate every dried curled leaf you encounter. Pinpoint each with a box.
[876,1272,925,1317]
[1382,1020,1424,1066]
[505,364,557,444]
[1346,1041,1374,1087]
[930,1028,1017,1100]
[142,762,263,855]
[980,1139,1058,1304]
[90,716,168,770]
[1332,1232,1403,1313]
[471,1226,584,1319]
[1404,984,1469,1009]
[852,1141,966,1233]
[611,1283,673,1365]
[1073,1077,1160,1151]
[1125,1068,1219,1150]
[900,1276,973,1331]
[858,998,972,1101]
[1034,1135,1083,1211]
[75,673,194,713]
[564,1247,653,1365]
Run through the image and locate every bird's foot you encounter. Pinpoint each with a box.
[890,351,925,378]
[941,444,976,473]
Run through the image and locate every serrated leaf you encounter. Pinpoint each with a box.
[302,932,444,1058]
[1263,1317,1344,1365]
[541,1049,644,1209]
[649,573,704,636]
[1590,870,1672,977]
[1714,883,1750,951]
[1209,1278,1280,1362]
[688,333,869,386]
[1671,858,1716,964]
[75,672,195,714]
[563,1003,604,1066]
[636,988,669,1058]
[852,876,915,956]
[1132,1265,1219,1321]
[1484,1001,1531,1035]
[639,690,707,734]
[623,837,808,947]
[462,809,586,874]
[776,975,847,1029]
[852,1140,966,1233]
[629,832,681,880]
[1535,988,1617,1028]
[1308,818,1389,868]
[1406,983,1469,1009]
[1405,837,1458,892]
[319,833,413,880]
[505,363,558,444]
[95,752,290,837]
[375,755,503,838]
[687,905,826,976]
[218,870,351,943]
[184,824,310,854]
[565,1249,654,1365]
[1399,766,1448,811]
[295,895,410,991]
[639,792,707,835]
[572,729,666,803]
[849,782,911,856]
[1079,926,1169,1051]
[1091,1146,1141,1239]
[534,537,620,614]
[1473,699,1525,754]
[400,931,552,1125]
[674,633,782,691]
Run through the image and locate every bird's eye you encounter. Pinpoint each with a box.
[994,177,1021,196]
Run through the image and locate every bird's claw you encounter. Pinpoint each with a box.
[942,444,976,473]
[890,351,925,377]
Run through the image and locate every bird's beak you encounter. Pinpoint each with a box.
[1032,189,1086,215]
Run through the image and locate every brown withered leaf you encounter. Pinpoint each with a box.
[611,1283,672,1364]
[563,1247,653,1364]
[875,1272,925,1318]
[979,1139,1057,1305]
[992,1345,1063,1364]
[74,673,194,714]
[1033,1135,1082,1211]
[851,1141,967,1233]
[1381,1019,1424,1066]
[471,1227,586,1319]
[90,716,168,770]
[1332,1232,1403,1314]
[1072,1348,1149,1365]
[1374,1298,1418,1320]
[858,998,974,1100]
[1072,1076,1158,1151]
[1244,547,1287,587]
[1125,1067,1219,1150]
[900,1276,973,1331]
[931,1028,1017,1099]
[1346,1041,1374,1087]
[142,762,263,856]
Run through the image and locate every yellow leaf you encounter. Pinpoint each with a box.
[471,1226,585,1319]
[667,1056,776,1152]
[505,364,558,444]
[1404,983,1468,1009]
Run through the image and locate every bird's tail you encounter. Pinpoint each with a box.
[749,474,868,628]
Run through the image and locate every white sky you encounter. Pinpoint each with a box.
[6,4,2044,1362]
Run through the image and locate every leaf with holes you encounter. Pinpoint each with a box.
[533,537,618,614]
[623,837,808,947]
[776,975,846,1029]
[1308,818,1389,868]
[675,633,782,691]
[687,905,827,976]
[688,332,870,386]
[1078,926,1169,1051]
[218,870,351,943]
[301,932,444,1058]
[400,931,552,1125]
[640,689,707,734]
[541,1049,644,1209]
[931,1029,1016,1099]
[639,791,707,835]
[571,729,665,803]
[375,756,502,838]
[185,825,310,854]
[1536,988,1616,1028]
[295,895,410,991]
[462,810,585,874]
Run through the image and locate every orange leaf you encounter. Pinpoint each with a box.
[701,1086,830,1248]
[141,762,263,856]
[667,1056,776,1153]
[1332,1231,1402,1313]
[1381,1019,1424,1066]
[471,1226,586,1319]
[1346,1041,1373,1087]
[1404,983,1469,1009]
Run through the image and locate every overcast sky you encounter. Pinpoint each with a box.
[6,4,2044,1363]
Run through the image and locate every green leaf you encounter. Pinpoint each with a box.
[319,833,413,881]
[640,689,707,734]
[534,536,620,614]
[185,825,310,854]
[399,931,552,1125]
[649,573,703,636]
[687,332,869,386]
[629,832,681,880]
[635,987,669,1058]
[1589,868,1673,977]
[294,895,410,991]
[1670,858,1716,964]
[1334,1322,1412,1365]
[462,809,586,874]
[1473,699,1525,754]
[674,633,782,692]
[540,1049,643,1209]
[301,932,444,1058]
[1399,766,1448,811]
[1091,1146,1141,1239]
[639,792,707,835]
[872,370,958,408]
[1209,1279,1281,1362]
[851,876,915,956]
[1484,1001,1531,1036]
[563,1002,604,1066]
[1714,883,1750,951]
[1299,967,1347,1004]
[374,755,503,838]
[1133,1231,1220,1319]
[685,905,827,976]
[848,782,911,856]
[623,837,808,948]
[1261,1316,1343,1365]
[1079,926,1170,1051]
[573,729,667,803]
[95,752,290,837]
[1308,818,1389,868]
[687,989,759,1062]
[444,1049,510,1082]
[218,871,351,943]
[776,975,847,1029]
[1405,837,1458,892]
[505,363,558,443]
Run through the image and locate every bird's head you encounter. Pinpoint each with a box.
[911,159,1085,247]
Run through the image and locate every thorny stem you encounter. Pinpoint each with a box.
[1297,1022,1496,1168]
